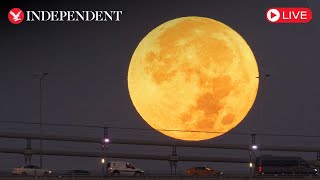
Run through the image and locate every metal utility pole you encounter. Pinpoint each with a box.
[249,134,257,177]
[101,127,109,175]
[169,146,178,175]
[34,72,48,168]
[256,74,270,143]
[24,139,32,165]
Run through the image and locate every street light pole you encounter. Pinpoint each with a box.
[37,72,48,168]
[256,74,270,137]
[101,127,110,176]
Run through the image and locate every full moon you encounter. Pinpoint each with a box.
[128,17,259,141]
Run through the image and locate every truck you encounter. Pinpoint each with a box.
[255,156,318,176]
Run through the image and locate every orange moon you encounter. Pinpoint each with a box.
[128,17,259,141]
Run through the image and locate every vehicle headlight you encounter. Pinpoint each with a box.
[49,171,52,174]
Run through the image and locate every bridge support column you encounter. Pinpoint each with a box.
[169,146,178,175]
[24,139,32,165]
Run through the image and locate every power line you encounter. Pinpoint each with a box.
[0,120,320,138]
[0,120,246,135]
[0,120,101,128]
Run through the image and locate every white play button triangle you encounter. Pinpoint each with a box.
[266,9,280,22]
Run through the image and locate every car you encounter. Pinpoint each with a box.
[12,165,52,176]
[255,155,318,176]
[107,161,144,176]
[63,170,91,176]
[186,166,222,176]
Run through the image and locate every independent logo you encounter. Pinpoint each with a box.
[8,8,24,24]
[7,8,122,24]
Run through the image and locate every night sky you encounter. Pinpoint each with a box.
[0,0,319,175]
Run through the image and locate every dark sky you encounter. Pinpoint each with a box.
[0,0,319,175]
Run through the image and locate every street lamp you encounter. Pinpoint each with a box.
[249,162,253,168]
[101,127,109,175]
[104,138,110,143]
[255,74,270,140]
[34,72,48,168]
[251,145,258,150]
[249,134,258,177]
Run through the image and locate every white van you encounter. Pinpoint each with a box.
[12,165,52,176]
[107,161,144,176]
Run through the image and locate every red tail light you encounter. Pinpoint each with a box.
[258,166,263,174]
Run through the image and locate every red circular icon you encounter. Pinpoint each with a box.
[8,8,24,24]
